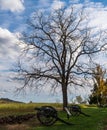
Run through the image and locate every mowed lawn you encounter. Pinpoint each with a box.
[0,103,107,130]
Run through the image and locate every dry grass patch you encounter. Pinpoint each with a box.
[6,124,30,130]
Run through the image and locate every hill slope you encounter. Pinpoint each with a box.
[0,98,23,103]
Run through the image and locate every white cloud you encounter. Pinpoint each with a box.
[0,28,19,56]
[0,28,24,99]
[0,28,21,72]
[65,1,107,31]
[51,0,65,10]
[50,0,107,31]
[85,5,107,30]
[69,0,79,3]
[38,0,50,7]
[0,0,25,12]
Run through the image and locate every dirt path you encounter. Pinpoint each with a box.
[104,126,107,130]
[0,114,38,130]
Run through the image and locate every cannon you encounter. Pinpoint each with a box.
[35,106,58,126]
[35,105,90,126]
[66,105,90,119]
[35,106,73,126]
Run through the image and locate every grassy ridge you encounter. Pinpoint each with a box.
[0,103,63,116]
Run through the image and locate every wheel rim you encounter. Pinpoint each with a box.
[69,105,81,116]
[36,106,57,126]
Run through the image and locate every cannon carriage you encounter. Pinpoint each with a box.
[35,105,90,126]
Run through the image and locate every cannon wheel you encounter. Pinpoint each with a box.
[69,105,81,116]
[36,106,57,126]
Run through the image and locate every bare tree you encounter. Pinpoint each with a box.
[18,7,107,109]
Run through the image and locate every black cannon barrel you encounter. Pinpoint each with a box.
[34,107,41,111]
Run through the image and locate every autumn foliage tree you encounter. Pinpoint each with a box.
[89,65,107,105]
[18,6,107,109]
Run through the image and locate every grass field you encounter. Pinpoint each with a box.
[0,103,107,130]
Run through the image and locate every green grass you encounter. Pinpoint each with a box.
[29,107,107,130]
[0,103,107,130]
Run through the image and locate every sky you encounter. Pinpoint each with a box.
[0,0,107,103]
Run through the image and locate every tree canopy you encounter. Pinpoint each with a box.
[17,6,107,109]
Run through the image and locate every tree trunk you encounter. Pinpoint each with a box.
[62,83,68,110]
